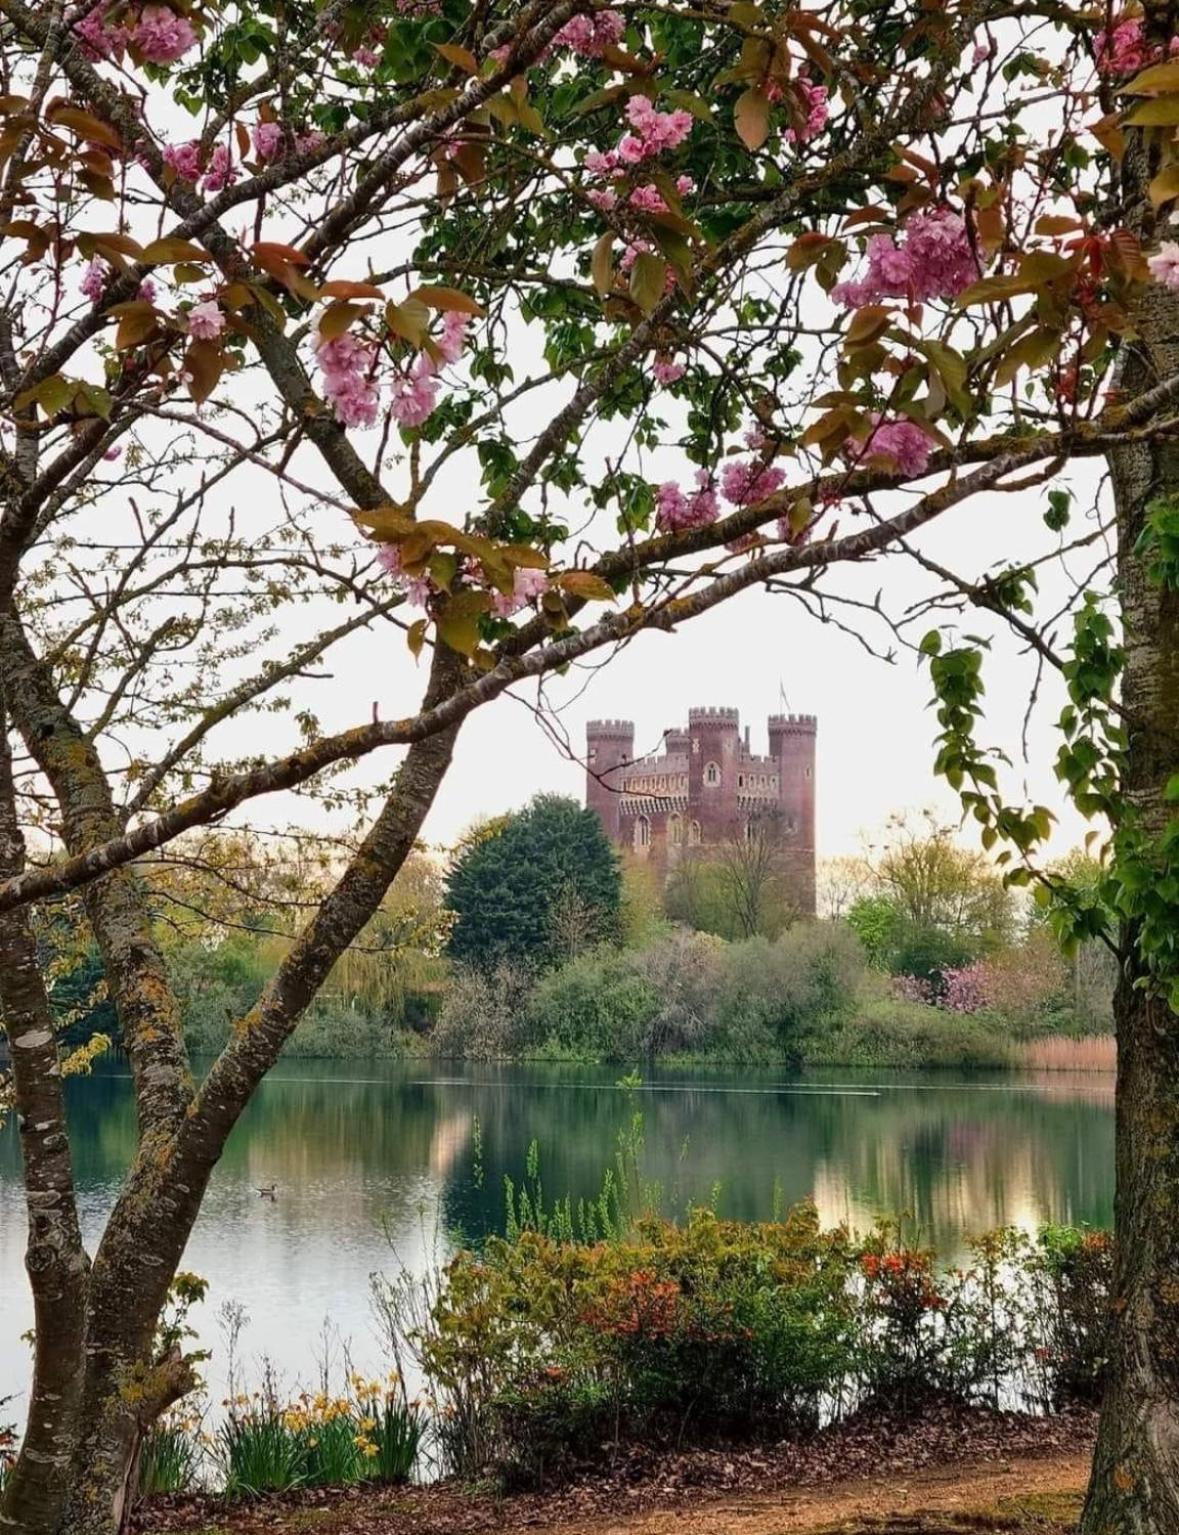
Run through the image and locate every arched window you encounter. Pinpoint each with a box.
[737,774,745,788]
[668,813,683,846]
[634,816,651,850]
[688,819,702,845]
[704,762,720,787]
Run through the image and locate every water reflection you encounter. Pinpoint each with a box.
[0,1059,1114,1413]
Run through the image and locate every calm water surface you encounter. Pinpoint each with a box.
[0,1059,1114,1412]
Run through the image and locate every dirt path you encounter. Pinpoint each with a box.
[522,1450,1090,1535]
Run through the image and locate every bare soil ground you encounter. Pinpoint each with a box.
[135,1406,1095,1535]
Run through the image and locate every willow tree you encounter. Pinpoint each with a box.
[1,0,1178,1531]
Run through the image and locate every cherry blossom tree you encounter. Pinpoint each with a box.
[2,1,1179,1531]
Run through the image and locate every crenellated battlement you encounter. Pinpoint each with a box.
[688,706,740,724]
[587,718,635,738]
[768,713,818,735]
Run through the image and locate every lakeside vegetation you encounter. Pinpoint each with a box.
[58,1197,1111,1507]
[39,801,1116,1074]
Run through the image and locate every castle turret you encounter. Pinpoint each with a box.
[688,707,741,840]
[585,719,634,843]
[768,713,817,914]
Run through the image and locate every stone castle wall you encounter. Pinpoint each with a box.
[585,706,816,915]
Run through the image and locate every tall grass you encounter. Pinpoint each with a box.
[1020,1035,1115,1072]
[138,1418,202,1495]
[215,1412,305,1498]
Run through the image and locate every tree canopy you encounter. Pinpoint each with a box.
[446,794,621,968]
[3,2,1179,1531]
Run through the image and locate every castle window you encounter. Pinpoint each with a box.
[704,762,720,787]
[738,774,744,788]
[634,815,651,850]
[688,819,702,845]
[805,767,813,779]
[669,813,683,846]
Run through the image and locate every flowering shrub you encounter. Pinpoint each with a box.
[374,1207,1113,1489]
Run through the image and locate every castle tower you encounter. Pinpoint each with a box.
[688,707,741,841]
[768,713,817,914]
[585,719,634,843]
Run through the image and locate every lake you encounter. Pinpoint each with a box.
[0,1059,1114,1414]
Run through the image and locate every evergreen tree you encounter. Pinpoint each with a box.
[446,796,621,969]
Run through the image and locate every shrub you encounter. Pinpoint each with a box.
[1029,1225,1114,1408]
[433,960,535,1058]
[522,948,659,1060]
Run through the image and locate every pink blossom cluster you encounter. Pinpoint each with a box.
[389,312,469,426]
[655,469,720,532]
[163,140,237,192]
[316,332,382,429]
[492,567,550,618]
[376,545,432,607]
[80,258,108,303]
[252,123,327,162]
[186,301,225,340]
[892,973,935,1005]
[652,357,684,385]
[940,963,990,1014]
[1094,19,1179,76]
[720,459,786,506]
[75,4,198,65]
[626,176,695,215]
[784,78,829,144]
[316,313,469,431]
[831,208,976,308]
[848,417,934,478]
[1148,241,1179,289]
[551,11,625,58]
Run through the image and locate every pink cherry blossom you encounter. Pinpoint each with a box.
[434,311,469,365]
[625,95,693,156]
[103,445,123,462]
[187,301,225,340]
[1092,20,1179,76]
[75,4,128,60]
[1148,241,1179,290]
[972,37,993,65]
[831,208,976,308]
[784,78,829,144]
[317,331,381,429]
[652,358,685,385]
[353,45,381,69]
[80,259,108,303]
[655,469,720,532]
[848,417,934,478]
[132,5,199,64]
[492,566,550,618]
[201,144,236,192]
[720,460,786,506]
[163,141,201,182]
[390,355,439,427]
[253,122,285,162]
[552,12,625,59]
[296,130,327,156]
[587,188,619,213]
[138,279,158,303]
[377,545,432,607]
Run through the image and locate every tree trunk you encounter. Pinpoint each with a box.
[0,715,89,1535]
[1082,110,1179,1523]
[50,658,465,1535]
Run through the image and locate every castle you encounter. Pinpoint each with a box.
[585,707,817,915]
